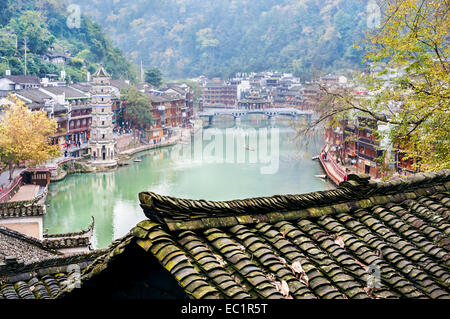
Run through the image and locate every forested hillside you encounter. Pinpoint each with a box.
[76,0,368,79]
[0,0,136,82]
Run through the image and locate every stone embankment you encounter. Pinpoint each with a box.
[50,129,192,181]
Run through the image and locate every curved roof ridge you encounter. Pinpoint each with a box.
[44,216,95,239]
[0,249,105,279]
[139,170,450,223]
[0,226,62,256]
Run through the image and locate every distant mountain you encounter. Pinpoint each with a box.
[0,0,136,82]
[76,0,368,79]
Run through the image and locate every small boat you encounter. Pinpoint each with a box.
[312,155,319,160]
[133,159,142,162]
[245,146,255,151]
[315,174,327,179]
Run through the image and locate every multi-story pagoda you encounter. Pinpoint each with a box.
[89,64,117,166]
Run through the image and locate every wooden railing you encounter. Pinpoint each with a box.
[319,145,347,185]
[0,175,24,203]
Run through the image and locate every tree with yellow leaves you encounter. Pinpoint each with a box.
[315,0,449,172]
[0,94,60,180]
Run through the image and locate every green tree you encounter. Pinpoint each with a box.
[0,0,13,26]
[145,68,163,87]
[316,0,449,172]
[121,86,153,130]
[74,0,366,78]
[0,1,136,81]
[9,11,55,54]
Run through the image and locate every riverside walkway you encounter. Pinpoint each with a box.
[8,184,40,202]
[318,146,348,185]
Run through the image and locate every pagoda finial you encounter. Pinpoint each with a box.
[93,63,110,78]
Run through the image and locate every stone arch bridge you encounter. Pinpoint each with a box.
[198,108,315,124]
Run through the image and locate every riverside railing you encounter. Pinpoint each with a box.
[319,145,347,185]
[0,175,24,203]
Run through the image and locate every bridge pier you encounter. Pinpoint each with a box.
[267,115,276,123]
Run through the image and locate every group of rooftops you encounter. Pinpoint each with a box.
[0,170,448,299]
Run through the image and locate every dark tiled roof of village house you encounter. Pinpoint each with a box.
[0,201,45,219]
[161,93,184,101]
[3,75,40,84]
[163,85,186,95]
[0,250,104,299]
[70,83,93,93]
[42,86,89,99]
[0,226,62,266]
[58,170,450,299]
[110,79,130,91]
[146,93,169,103]
[15,88,53,105]
[43,217,95,250]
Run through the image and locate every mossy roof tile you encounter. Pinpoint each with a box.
[9,170,448,300]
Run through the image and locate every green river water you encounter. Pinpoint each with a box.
[44,117,330,249]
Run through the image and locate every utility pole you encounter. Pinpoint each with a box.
[14,34,17,53]
[24,37,27,76]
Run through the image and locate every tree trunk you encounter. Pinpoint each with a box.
[8,163,15,181]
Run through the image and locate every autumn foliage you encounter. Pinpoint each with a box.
[318,0,449,173]
[0,95,60,179]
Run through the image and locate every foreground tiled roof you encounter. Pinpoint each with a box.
[59,170,450,299]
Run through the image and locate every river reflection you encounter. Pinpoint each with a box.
[44,117,330,248]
